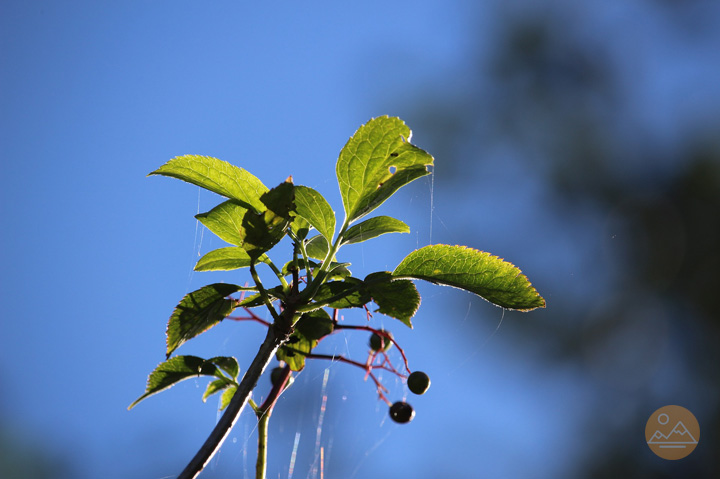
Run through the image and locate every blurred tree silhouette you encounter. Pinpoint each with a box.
[0,421,73,479]
[401,1,720,477]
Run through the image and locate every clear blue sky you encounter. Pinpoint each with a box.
[2,1,719,478]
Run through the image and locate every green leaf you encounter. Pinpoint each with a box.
[235,293,263,308]
[194,247,253,272]
[343,216,410,245]
[277,309,332,371]
[239,180,295,259]
[166,283,242,357]
[208,356,240,380]
[392,245,546,311]
[327,262,352,280]
[294,309,334,341]
[234,286,285,309]
[336,116,433,223]
[203,378,233,403]
[281,258,320,276]
[312,279,370,309]
[304,234,330,260]
[364,272,420,328]
[195,200,248,246]
[290,214,310,241]
[149,155,267,213]
[295,185,336,242]
[128,355,225,409]
[220,385,237,410]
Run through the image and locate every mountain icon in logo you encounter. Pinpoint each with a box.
[648,420,698,446]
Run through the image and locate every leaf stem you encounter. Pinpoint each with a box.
[335,324,411,373]
[294,283,364,313]
[251,262,280,322]
[290,350,393,406]
[302,222,348,302]
[265,259,289,291]
[288,229,313,284]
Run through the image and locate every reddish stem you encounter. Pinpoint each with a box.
[300,352,393,406]
[335,324,411,373]
[258,364,291,413]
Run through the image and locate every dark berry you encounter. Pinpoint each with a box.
[407,371,431,395]
[389,401,415,424]
[369,330,393,352]
[270,367,293,389]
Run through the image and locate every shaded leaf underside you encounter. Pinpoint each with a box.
[129,355,237,409]
[166,283,242,357]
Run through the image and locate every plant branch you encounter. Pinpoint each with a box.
[256,409,270,479]
[176,309,297,479]
[254,365,291,479]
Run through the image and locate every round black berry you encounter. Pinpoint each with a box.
[389,401,415,424]
[407,371,431,395]
[369,330,393,352]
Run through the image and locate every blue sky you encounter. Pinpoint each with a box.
[2,1,719,478]
[0,3,517,478]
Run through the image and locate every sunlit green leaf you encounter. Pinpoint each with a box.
[336,116,433,223]
[343,216,410,245]
[128,355,226,409]
[203,378,233,403]
[327,262,352,280]
[393,245,546,311]
[305,234,330,260]
[295,185,336,242]
[220,385,237,410]
[364,272,420,328]
[149,155,267,213]
[195,200,248,246]
[194,247,253,272]
[208,356,240,380]
[166,283,241,357]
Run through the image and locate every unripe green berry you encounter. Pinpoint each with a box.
[369,330,393,352]
[389,401,415,424]
[407,371,431,395]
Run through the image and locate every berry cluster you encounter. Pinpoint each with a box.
[368,331,431,424]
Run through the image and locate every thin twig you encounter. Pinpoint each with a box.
[297,351,393,406]
[335,324,411,373]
